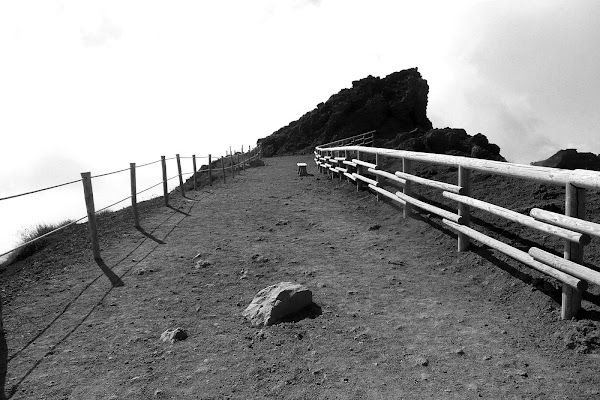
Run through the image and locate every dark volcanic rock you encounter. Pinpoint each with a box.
[531,149,600,171]
[259,68,433,156]
[384,127,505,161]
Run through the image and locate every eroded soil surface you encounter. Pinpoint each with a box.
[2,155,600,399]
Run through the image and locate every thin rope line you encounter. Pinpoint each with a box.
[91,167,129,179]
[0,178,82,202]
[95,195,132,214]
[136,159,162,168]
[136,181,163,195]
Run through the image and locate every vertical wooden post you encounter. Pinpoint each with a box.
[457,165,471,252]
[375,153,382,201]
[562,183,586,319]
[238,154,241,173]
[221,156,226,183]
[81,172,101,259]
[130,163,140,228]
[402,158,412,218]
[161,156,168,207]
[356,151,363,191]
[230,147,234,177]
[192,155,197,191]
[242,150,246,171]
[336,151,341,181]
[342,150,350,182]
[176,154,185,196]
[208,154,213,186]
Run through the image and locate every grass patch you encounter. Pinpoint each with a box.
[5,220,74,265]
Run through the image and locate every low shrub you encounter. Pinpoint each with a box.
[5,220,73,265]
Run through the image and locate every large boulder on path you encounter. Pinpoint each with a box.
[242,282,313,326]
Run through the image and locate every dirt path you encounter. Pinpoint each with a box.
[3,155,600,399]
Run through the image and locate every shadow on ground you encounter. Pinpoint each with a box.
[1,296,7,400]
[4,200,196,398]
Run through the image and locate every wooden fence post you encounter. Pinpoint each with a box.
[192,155,197,191]
[238,154,241,173]
[161,156,168,207]
[343,150,348,181]
[81,172,101,259]
[176,154,185,197]
[356,151,363,191]
[221,156,226,183]
[562,183,586,319]
[130,163,140,228]
[402,158,412,218]
[375,153,382,201]
[458,165,471,251]
[337,150,342,181]
[208,154,213,186]
[230,147,234,177]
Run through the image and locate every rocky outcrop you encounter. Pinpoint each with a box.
[384,127,506,161]
[257,68,506,161]
[259,68,432,156]
[242,282,313,326]
[531,149,600,171]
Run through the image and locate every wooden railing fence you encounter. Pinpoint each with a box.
[314,132,600,320]
[0,144,262,265]
[319,130,375,149]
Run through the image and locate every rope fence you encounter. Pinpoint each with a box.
[314,130,600,320]
[0,178,82,202]
[91,167,130,179]
[1,143,262,264]
[136,159,163,168]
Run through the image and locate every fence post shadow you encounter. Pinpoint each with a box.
[167,205,191,216]
[1,294,6,400]
[94,259,125,287]
[135,227,166,245]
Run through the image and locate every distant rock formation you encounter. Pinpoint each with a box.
[531,149,600,170]
[257,68,506,161]
[384,127,506,161]
[259,68,432,156]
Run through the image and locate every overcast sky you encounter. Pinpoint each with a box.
[1,0,599,253]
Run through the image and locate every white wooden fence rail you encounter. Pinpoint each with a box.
[314,136,600,320]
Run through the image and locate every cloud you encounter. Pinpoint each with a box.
[443,0,600,163]
[81,17,122,47]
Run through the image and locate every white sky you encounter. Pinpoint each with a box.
[1,0,599,254]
